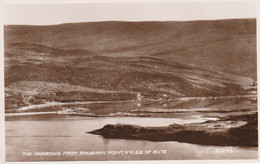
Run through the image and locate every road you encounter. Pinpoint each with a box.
[178,94,256,101]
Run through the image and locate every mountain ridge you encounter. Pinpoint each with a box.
[5,18,256,79]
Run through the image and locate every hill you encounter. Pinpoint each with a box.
[4,19,256,110]
[5,19,256,79]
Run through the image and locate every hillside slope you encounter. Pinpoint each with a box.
[5,19,256,79]
[4,19,257,110]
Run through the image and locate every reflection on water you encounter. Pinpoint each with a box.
[6,114,258,161]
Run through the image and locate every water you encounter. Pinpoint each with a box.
[6,114,258,161]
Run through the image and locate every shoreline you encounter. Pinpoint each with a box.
[5,94,256,113]
[5,111,58,116]
[89,113,258,147]
[6,100,137,113]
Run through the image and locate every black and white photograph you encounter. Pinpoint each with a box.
[2,0,259,163]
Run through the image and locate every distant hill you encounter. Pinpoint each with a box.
[4,19,257,110]
[5,19,256,79]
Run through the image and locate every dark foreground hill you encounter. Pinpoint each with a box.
[89,113,258,147]
[4,19,256,110]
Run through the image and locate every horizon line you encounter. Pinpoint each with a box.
[4,17,256,26]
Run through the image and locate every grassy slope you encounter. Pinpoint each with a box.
[4,19,257,110]
[5,19,256,79]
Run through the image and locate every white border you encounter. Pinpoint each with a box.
[0,0,5,163]
[4,0,258,4]
[257,0,260,162]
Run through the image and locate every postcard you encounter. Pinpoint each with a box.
[1,0,259,163]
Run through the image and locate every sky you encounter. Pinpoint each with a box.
[4,0,257,25]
